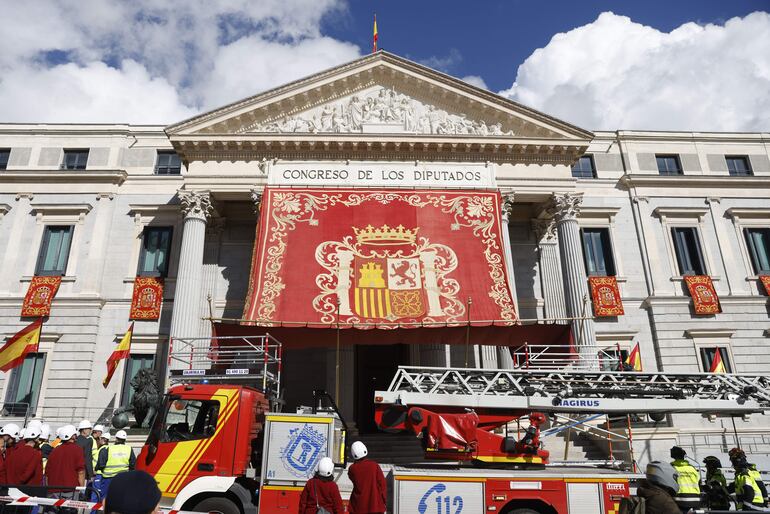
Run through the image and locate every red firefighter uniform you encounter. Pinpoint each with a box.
[348,458,387,514]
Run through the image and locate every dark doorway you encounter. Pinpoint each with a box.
[355,344,408,433]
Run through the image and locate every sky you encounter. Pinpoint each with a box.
[1,0,769,131]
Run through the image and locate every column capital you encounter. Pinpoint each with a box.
[178,190,212,221]
[501,192,515,223]
[532,218,557,244]
[250,188,264,213]
[548,192,583,222]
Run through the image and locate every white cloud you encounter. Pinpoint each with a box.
[461,75,488,90]
[500,11,770,131]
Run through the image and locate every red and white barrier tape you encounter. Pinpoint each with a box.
[0,495,200,514]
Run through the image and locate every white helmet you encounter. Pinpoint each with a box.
[1,423,21,440]
[27,420,43,430]
[40,424,51,441]
[18,428,26,440]
[101,432,111,442]
[24,426,41,440]
[351,441,368,461]
[317,457,334,477]
[92,424,105,434]
[59,425,77,441]
[115,430,128,440]
[77,420,92,431]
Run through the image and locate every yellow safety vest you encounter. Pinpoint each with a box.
[735,471,763,508]
[102,444,131,478]
[92,444,106,474]
[671,460,701,498]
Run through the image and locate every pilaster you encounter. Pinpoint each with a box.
[532,218,567,320]
[0,194,33,294]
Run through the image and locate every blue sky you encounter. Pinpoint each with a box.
[1,1,769,131]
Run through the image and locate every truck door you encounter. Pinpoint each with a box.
[138,390,238,498]
[566,482,603,514]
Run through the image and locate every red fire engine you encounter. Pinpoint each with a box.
[126,334,770,514]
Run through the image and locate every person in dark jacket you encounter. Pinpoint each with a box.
[298,457,343,514]
[637,461,681,514]
[730,456,765,510]
[702,456,731,510]
[348,441,387,514]
[75,420,95,479]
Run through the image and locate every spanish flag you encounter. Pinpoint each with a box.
[103,322,133,387]
[372,14,378,53]
[625,342,642,371]
[0,318,42,372]
[709,350,726,373]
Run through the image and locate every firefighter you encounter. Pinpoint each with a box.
[6,425,43,485]
[348,441,387,514]
[669,446,701,513]
[95,429,136,493]
[730,455,764,510]
[702,456,730,511]
[636,461,681,514]
[91,432,111,501]
[45,425,86,500]
[298,457,344,514]
[76,419,95,479]
[729,447,769,505]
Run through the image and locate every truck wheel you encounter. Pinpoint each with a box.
[193,497,241,514]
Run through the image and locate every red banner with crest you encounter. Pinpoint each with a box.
[21,276,61,317]
[684,275,721,315]
[588,276,624,317]
[243,188,517,329]
[759,275,770,296]
[130,277,164,320]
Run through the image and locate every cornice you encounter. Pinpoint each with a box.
[725,207,770,220]
[0,169,127,185]
[620,174,770,189]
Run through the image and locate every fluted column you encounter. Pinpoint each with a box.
[326,346,355,423]
[420,344,449,367]
[199,217,225,336]
[548,193,597,365]
[169,190,212,344]
[533,218,567,320]
[496,193,517,368]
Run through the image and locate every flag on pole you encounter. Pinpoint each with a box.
[103,322,134,387]
[709,349,726,373]
[625,342,642,371]
[0,318,42,372]
[372,14,378,53]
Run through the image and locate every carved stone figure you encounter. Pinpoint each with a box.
[112,368,162,428]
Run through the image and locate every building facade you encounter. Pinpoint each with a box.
[0,52,768,466]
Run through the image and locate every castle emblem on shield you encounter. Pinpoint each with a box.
[313,224,464,323]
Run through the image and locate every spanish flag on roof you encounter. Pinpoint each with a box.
[625,342,642,371]
[709,350,726,373]
[103,322,133,387]
[373,14,378,53]
[0,318,42,372]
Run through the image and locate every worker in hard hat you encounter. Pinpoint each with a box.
[38,424,53,472]
[636,461,681,514]
[6,425,43,485]
[95,429,136,496]
[76,419,96,479]
[91,432,111,501]
[0,423,21,485]
[45,425,86,499]
[729,447,769,506]
[702,456,730,511]
[669,446,701,513]
[298,457,343,514]
[730,454,765,510]
[348,441,387,514]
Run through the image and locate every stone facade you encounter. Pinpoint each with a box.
[0,52,768,467]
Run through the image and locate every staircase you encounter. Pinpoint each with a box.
[543,428,609,462]
[354,432,425,465]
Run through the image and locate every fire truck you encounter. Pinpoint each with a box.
[127,334,770,514]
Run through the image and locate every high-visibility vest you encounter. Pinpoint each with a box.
[671,460,701,499]
[735,470,763,508]
[102,444,131,478]
[92,444,106,474]
[707,468,727,488]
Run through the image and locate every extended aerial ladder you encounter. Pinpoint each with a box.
[374,366,770,466]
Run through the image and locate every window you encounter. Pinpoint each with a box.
[62,149,89,170]
[160,398,220,442]
[0,149,9,170]
[598,348,629,371]
[120,354,155,407]
[699,347,732,373]
[137,227,173,277]
[726,156,752,176]
[656,155,682,176]
[671,227,706,275]
[744,228,770,274]
[155,151,182,175]
[3,353,45,417]
[571,155,596,178]
[35,225,73,276]
[581,228,616,276]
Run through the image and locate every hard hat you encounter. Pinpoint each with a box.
[703,456,722,467]
[317,457,334,477]
[728,447,746,461]
[646,461,679,494]
[670,446,686,459]
[55,426,63,439]
[93,424,105,433]
[26,419,43,430]
[40,424,51,441]
[102,432,111,442]
[18,428,26,440]
[59,425,77,441]
[1,423,21,439]
[351,441,368,461]
[77,420,93,431]
[24,426,42,440]
[115,429,128,440]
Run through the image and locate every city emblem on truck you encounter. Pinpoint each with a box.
[280,424,327,478]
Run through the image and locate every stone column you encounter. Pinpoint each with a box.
[496,193,517,369]
[533,218,567,320]
[420,344,449,367]
[548,193,597,365]
[326,346,355,424]
[199,217,225,337]
[168,191,213,372]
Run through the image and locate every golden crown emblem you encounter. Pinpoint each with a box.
[354,224,418,246]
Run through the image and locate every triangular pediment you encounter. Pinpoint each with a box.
[167,52,592,141]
